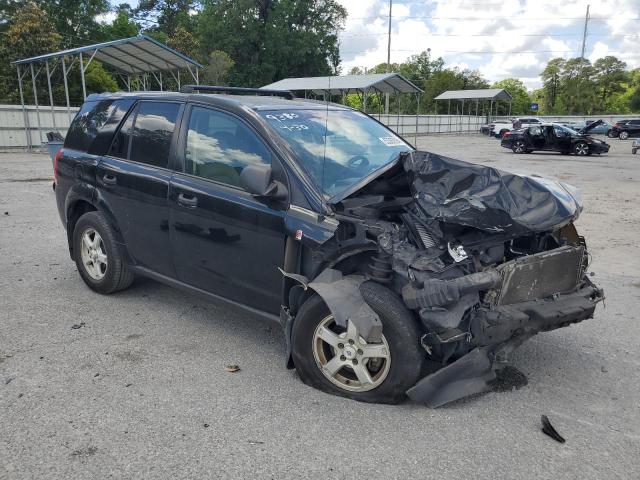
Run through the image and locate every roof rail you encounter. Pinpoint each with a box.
[180,85,295,100]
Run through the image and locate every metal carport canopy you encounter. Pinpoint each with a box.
[11,35,203,76]
[434,89,512,101]
[261,73,423,95]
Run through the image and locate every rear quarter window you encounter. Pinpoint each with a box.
[64,99,135,154]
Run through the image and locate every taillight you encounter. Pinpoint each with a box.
[503,132,511,138]
[53,148,63,183]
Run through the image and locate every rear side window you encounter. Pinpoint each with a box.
[108,101,180,168]
[130,102,180,168]
[65,99,133,153]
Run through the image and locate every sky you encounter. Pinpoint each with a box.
[110,0,640,90]
[337,0,640,89]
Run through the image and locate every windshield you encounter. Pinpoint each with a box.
[259,109,412,198]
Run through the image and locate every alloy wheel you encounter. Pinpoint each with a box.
[80,228,107,280]
[619,131,629,140]
[513,141,525,153]
[574,143,589,156]
[312,315,391,392]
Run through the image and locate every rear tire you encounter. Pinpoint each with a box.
[512,141,526,154]
[291,282,425,404]
[619,131,629,140]
[73,211,134,294]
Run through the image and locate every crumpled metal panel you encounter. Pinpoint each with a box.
[403,151,583,235]
[308,269,383,343]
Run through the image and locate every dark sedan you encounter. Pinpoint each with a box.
[501,123,610,156]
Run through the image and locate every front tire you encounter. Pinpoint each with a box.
[291,282,425,404]
[574,141,590,156]
[73,211,134,294]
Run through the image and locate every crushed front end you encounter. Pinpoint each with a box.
[330,151,604,407]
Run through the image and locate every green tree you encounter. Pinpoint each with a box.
[540,57,564,113]
[557,58,596,115]
[0,1,61,103]
[593,56,627,112]
[167,25,200,61]
[197,0,346,87]
[38,0,110,46]
[492,78,531,115]
[135,0,195,38]
[102,8,140,40]
[201,50,234,85]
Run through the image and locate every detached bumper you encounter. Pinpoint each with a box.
[407,280,604,407]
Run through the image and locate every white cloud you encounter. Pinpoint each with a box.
[337,0,640,89]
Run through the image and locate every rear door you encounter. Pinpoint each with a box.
[169,104,287,314]
[96,100,183,277]
[528,126,546,149]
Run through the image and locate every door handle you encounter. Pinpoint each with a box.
[102,174,117,185]
[178,192,198,208]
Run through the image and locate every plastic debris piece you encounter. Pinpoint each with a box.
[541,415,566,443]
[225,365,240,373]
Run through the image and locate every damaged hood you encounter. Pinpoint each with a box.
[404,151,582,234]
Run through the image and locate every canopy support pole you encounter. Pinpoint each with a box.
[45,60,58,133]
[30,63,43,146]
[62,57,72,123]
[16,65,32,151]
[414,92,420,145]
[79,52,87,100]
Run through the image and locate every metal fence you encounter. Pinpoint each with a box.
[0,104,79,151]
[1,103,637,151]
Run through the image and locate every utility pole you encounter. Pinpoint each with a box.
[385,0,392,115]
[580,4,590,59]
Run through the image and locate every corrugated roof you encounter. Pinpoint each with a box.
[261,73,423,94]
[11,35,202,74]
[434,89,512,101]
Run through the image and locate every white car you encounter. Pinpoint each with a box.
[491,120,513,138]
[493,117,543,138]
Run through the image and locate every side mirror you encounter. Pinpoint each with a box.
[240,164,288,201]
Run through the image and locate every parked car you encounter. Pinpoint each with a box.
[52,86,603,407]
[633,138,640,154]
[579,120,612,136]
[480,121,494,135]
[501,123,610,155]
[491,120,514,138]
[609,119,640,140]
[493,117,541,138]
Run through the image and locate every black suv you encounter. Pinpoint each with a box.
[609,119,640,140]
[54,86,603,407]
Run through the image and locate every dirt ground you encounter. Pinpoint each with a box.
[1,134,639,479]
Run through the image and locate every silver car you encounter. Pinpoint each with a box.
[633,138,639,154]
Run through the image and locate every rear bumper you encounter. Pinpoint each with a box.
[407,280,604,407]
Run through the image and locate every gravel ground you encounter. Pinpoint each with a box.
[1,135,639,479]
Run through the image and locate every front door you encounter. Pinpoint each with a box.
[169,104,287,314]
[96,100,182,277]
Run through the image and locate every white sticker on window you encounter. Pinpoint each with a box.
[378,136,404,147]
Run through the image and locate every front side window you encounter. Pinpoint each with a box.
[185,106,271,188]
[259,109,411,198]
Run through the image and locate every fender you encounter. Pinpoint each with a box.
[279,267,383,369]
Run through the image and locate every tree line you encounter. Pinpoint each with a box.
[0,0,638,116]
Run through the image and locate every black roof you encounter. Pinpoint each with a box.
[85,91,352,111]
